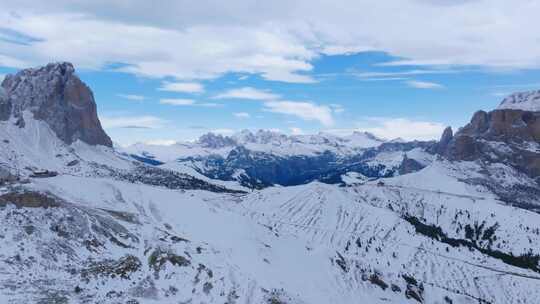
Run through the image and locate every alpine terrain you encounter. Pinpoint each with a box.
[1,62,540,304]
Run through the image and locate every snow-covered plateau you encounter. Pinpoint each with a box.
[1,63,540,304]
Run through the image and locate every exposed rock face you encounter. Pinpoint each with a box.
[0,62,112,147]
[434,126,453,155]
[398,154,425,175]
[459,110,540,142]
[198,133,236,149]
[440,108,540,179]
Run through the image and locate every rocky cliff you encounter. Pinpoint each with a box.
[0,62,112,147]
[437,94,540,180]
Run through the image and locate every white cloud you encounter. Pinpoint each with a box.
[491,92,509,98]
[100,115,168,129]
[158,82,204,93]
[264,101,334,126]
[406,80,444,89]
[355,117,446,141]
[353,69,456,80]
[211,128,235,135]
[159,98,223,107]
[0,12,315,83]
[329,103,345,113]
[143,139,178,146]
[197,102,223,107]
[214,87,280,100]
[289,127,304,135]
[0,54,27,68]
[233,112,250,118]
[376,59,455,67]
[159,98,195,106]
[1,0,540,80]
[117,94,145,101]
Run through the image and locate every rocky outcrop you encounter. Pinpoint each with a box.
[198,133,236,149]
[439,108,540,179]
[458,110,540,143]
[433,126,453,155]
[398,154,425,175]
[0,87,11,121]
[0,62,112,147]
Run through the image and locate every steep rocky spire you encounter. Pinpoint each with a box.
[0,62,112,147]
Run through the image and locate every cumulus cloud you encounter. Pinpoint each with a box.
[406,80,444,89]
[264,101,334,126]
[214,87,280,100]
[0,11,315,83]
[214,87,335,125]
[158,82,204,93]
[2,0,539,85]
[117,94,145,101]
[233,112,250,118]
[355,117,446,141]
[100,115,168,129]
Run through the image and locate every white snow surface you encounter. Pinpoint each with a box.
[1,115,540,303]
[498,89,540,111]
[121,129,385,161]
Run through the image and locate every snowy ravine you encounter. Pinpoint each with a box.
[1,63,540,304]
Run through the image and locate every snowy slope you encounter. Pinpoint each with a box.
[0,111,129,174]
[0,113,242,194]
[2,115,540,303]
[239,163,540,304]
[498,90,540,111]
[4,158,540,304]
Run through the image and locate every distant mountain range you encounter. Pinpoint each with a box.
[121,128,433,188]
[1,63,540,304]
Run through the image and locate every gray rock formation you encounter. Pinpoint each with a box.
[439,108,540,179]
[398,154,425,175]
[0,62,112,147]
[198,133,236,149]
[434,126,453,155]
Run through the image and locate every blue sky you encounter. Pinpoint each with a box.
[1,1,540,145]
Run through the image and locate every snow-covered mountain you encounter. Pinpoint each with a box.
[122,130,433,188]
[498,89,540,112]
[124,129,386,161]
[1,63,540,304]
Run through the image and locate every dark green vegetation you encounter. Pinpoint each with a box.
[404,215,540,272]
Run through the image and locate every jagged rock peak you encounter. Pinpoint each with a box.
[0,62,112,147]
[434,126,453,155]
[198,132,236,149]
[498,89,540,112]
